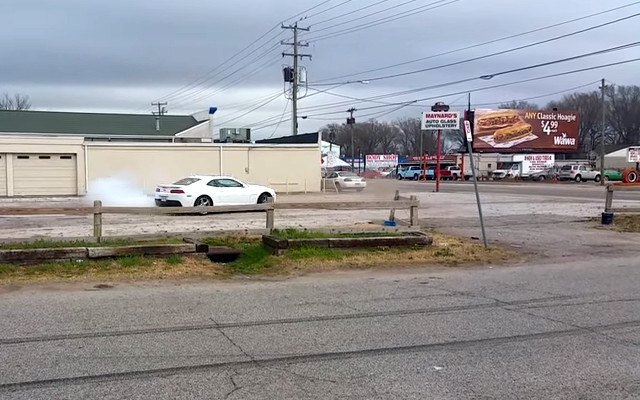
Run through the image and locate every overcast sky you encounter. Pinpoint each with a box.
[1,0,638,139]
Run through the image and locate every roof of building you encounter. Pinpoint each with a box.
[0,110,201,136]
[255,132,319,144]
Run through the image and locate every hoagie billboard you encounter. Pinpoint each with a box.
[473,109,580,152]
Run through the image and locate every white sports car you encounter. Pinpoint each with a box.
[155,176,276,207]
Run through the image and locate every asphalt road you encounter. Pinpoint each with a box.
[1,254,640,399]
[391,179,640,201]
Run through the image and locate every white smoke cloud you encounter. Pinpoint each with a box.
[85,174,154,207]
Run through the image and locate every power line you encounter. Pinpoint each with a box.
[310,0,421,32]
[214,92,284,127]
[151,0,340,105]
[304,41,640,109]
[306,0,459,43]
[266,100,291,139]
[306,0,393,27]
[312,1,640,83]
[302,57,640,117]
[312,12,640,86]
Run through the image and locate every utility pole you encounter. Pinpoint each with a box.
[151,101,167,131]
[347,108,356,170]
[282,23,311,135]
[599,78,607,186]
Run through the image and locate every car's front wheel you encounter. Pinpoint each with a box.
[538,175,545,181]
[257,193,272,204]
[594,175,601,183]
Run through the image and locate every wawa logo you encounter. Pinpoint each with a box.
[554,133,576,146]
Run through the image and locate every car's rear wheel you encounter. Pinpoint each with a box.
[257,193,272,204]
[594,175,601,183]
[194,195,213,214]
[574,175,582,182]
[397,175,403,180]
[413,174,419,181]
[538,175,545,181]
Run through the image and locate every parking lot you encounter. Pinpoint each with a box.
[0,180,639,259]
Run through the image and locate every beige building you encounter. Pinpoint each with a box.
[0,110,321,197]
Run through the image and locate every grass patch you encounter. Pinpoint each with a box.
[166,255,184,265]
[0,238,183,250]
[0,232,517,284]
[271,228,403,239]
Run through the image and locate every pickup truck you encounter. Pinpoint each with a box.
[426,166,455,181]
[397,166,424,180]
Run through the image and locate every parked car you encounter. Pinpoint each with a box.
[558,164,601,182]
[155,176,276,207]
[379,167,396,178]
[604,169,623,181]
[358,170,381,179]
[445,166,461,180]
[527,168,556,181]
[397,166,424,180]
[326,171,367,192]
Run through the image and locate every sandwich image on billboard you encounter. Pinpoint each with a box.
[473,109,580,152]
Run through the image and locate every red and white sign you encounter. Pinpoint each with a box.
[463,120,472,141]
[628,147,640,163]
[365,154,398,169]
[421,111,460,131]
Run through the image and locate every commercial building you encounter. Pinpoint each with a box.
[0,110,321,197]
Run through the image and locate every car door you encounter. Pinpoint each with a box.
[215,178,250,205]
[205,179,231,205]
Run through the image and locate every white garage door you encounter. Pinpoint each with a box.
[0,154,6,196]
[13,154,77,196]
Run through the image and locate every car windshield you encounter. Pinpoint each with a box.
[173,178,200,185]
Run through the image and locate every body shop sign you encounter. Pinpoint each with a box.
[628,147,640,163]
[421,112,460,130]
[365,154,398,169]
[473,109,580,152]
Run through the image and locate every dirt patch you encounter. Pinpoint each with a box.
[593,214,640,233]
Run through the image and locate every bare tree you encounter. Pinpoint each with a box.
[606,85,640,145]
[498,100,539,110]
[0,93,32,110]
[547,91,602,155]
[393,116,436,156]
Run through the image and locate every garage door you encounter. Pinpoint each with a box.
[0,154,6,196]
[12,154,77,196]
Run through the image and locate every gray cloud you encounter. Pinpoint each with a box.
[1,0,638,138]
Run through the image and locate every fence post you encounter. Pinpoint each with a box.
[605,185,614,212]
[93,200,103,243]
[266,198,275,233]
[409,195,419,227]
[388,190,400,221]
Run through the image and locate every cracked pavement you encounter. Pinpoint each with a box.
[1,253,640,399]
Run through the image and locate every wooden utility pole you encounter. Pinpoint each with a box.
[282,24,311,135]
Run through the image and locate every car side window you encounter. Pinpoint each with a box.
[328,172,338,178]
[579,166,586,171]
[216,179,244,188]
[207,180,221,187]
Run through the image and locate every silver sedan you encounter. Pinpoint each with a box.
[326,171,367,192]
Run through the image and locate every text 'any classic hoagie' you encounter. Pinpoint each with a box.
[476,111,521,132]
[493,122,533,143]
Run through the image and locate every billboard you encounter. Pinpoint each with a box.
[472,109,580,152]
